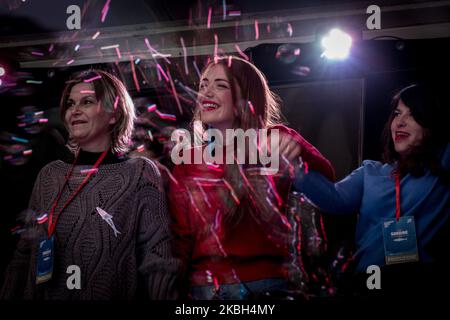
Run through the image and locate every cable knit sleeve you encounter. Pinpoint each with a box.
[134,159,181,300]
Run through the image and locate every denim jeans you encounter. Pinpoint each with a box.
[190,278,288,300]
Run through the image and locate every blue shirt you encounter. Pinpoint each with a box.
[294,143,450,272]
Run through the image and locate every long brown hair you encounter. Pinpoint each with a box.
[194,56,286,233]
[193,56,283,137]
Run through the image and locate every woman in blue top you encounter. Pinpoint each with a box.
[294,83,449,296]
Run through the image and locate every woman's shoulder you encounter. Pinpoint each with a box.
[360,159,393,174]
[38,160,69,176]
[124,156,160,176]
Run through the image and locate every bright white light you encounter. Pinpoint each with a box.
[321,29,352,60]
[0,66,4,76]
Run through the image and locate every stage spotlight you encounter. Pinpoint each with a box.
[321,28,352,60]
[0,66,5,76]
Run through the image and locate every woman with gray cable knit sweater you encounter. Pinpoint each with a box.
[1,70,180,300]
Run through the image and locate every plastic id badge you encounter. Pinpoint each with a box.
[382,216,419,265]
[36,235,54,284]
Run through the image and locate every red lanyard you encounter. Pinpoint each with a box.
[47,150,108,237]
[395,173,401,221]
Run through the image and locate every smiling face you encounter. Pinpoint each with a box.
[390,99,425,157]
[197,64,238,133]
[64,82,116,152]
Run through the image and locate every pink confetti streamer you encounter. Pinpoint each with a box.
[113,96,119,110]
[247,100,255,114]
[155,110,176,121]
[234,44,249,60]
[222,179,240,204]
[147,104,157,112]
[80,168,98,175]
[115,47,122,59]
[207,7,212,29]
[214,34,218,63]
[92,31,100,39]
[156,64,169,82]
[101,0,111,23]
[254,19,259,40]
[130,55,140,92]
[287,23,293,37]
[83,75,101,83]
[180,37,189,75]
[144,38,171,64]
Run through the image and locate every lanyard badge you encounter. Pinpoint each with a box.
[382,216,419,265]
[36,235,54,284]
[381,173,419,265]
[36,150,108,284]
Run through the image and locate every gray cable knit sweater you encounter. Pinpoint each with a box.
[0,156,180,300]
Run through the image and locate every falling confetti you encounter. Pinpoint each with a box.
[113,96,119,110]
[155,110,176,121]
[214,34,219,63]
[180,37,189,75]
[147,104,157,112]
[234,44,249,60]
[92,31,100,40]
[115,47,122,59]
[100,44,119,50]
[247,100,255,114]
[83,75,101,83]
[287,23,293,37]
[101,0,111,23]
[207,7,212,29]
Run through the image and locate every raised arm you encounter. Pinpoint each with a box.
[272,125,336,181]
[293,162,366,214]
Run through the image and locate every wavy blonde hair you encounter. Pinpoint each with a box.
[60,69,136,154]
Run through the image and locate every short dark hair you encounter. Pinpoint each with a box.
[381,83,449,179]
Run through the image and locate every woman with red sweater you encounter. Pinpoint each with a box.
[168,56,335,299]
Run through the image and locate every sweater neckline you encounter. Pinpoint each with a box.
[64,149,128,165]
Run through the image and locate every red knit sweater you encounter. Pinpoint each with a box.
[168,125,335,287]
